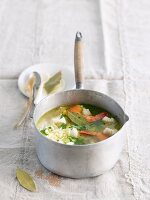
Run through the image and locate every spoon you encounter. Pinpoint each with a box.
[15,72,41,128]
[29,72,41,118]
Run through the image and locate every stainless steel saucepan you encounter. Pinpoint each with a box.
[33,32,129,178]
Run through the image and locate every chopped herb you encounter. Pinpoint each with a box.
[82,104,107,116]
[60,114,64,119]
[47,126,52,130]
[59,124,67,129]
[40,129,48,136]
[68,136,76,142]
[68,135,85,145]
[74,137,85,145]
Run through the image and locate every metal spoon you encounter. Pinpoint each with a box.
[29,72,41,118]
[15,72,41,128]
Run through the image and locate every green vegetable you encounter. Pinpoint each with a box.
[68,112,88,126]
[114,121,122,130]
[60,113,71,123]
[68,136,77,142]
[70,124,86,130]
[85,120,105,132]
[60,114,64,119]
[63,138,70,144]
[69,118,105,132]
[16,168,37,192]
[68,111,105,131]
[68,136,85,145]
[40,129,48,136]
[44,71,62,94]
[82,104,107,116]
[59,124,67,129]
[74,137,85,145]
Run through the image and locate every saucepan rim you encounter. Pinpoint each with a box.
[33,89,129,148]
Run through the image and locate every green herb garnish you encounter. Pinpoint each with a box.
[40,129,48,136]
[59,124,67,129]
[60,114,64,119]
[68,136,85,145]
[74,137,85,145]
[82,104,107,116]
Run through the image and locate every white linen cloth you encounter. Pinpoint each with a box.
[0,0,150,199]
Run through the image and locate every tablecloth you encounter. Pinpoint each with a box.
[0,0,150,199]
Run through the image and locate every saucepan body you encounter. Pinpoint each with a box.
[33,89,129,178]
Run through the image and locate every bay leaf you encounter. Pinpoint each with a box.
[44,71,62,94]
[85,120,105,132]
[68,112,88,126]
[16,168,37,192]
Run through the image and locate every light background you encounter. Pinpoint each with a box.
[0,0,150,199]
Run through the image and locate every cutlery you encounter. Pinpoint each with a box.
[29,72,41,118]
[15,72,41,128]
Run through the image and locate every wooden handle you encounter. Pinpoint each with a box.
[74,32,84,89]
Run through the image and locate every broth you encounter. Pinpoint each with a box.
[36,104,121,145]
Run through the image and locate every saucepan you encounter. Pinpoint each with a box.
[33,32,129,178]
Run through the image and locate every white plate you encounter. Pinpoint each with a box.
[18,63,75,104]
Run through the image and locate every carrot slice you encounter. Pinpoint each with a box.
[80,130,109,141]
[83,112,108,122]
[69,105,82,114]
